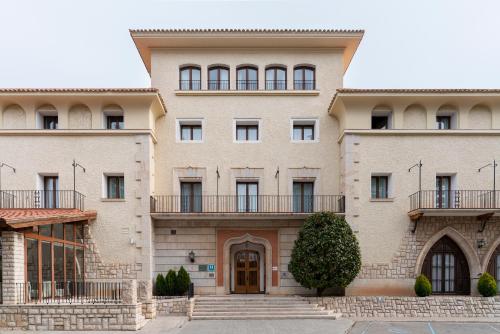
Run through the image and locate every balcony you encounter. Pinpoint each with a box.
[236,80,258,91]
[208,80,230,91]
[179,80,201,91]
[0,190,85,211]
[408,190,500,221]
[150,195,345,218]
[293,80,316,90]
[265,80,287,90]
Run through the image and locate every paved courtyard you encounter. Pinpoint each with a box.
[351,321,500,334]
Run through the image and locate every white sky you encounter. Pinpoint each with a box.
[1,0,499,89]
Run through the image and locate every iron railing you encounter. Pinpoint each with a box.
[207,80,230,90]
[179,80,201,91]
[15,281,122,304]
[265,80,287,90]
[293,80,316,90]
[150,195,345,214]
[0,190,85,210]
[236,80,258,90]
[409,190,500,211]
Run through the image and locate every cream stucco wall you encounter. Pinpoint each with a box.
[151,48,344,197]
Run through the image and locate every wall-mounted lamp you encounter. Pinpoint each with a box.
[188,250,196,263]
[477,239,486,249]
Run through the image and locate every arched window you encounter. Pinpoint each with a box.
[293,66,315,90]
[179,66,201,90]
[236,66,258,90]
[208,66,230,90]
[421,236,470,295]
[487,245,500,294]
[265,66,286,90]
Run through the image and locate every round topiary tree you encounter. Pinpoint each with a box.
[155,273,166,296]
[176,266,191,296]
[478,272,497,297]
[289,212,361,296]
[414,274,432,297]
[165,270,177,296]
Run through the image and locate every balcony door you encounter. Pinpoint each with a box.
[237,182,258,212]
[43,176,59,208]
[293,182,314,213]
[436,176,451,208]
[180,182,202,213]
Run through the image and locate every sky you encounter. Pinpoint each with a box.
[0,0,499,89]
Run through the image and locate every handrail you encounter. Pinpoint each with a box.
[0,190,85,211]
[409,190,500,211]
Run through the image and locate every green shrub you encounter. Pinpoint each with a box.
[289,212,361,296]
[414,274,432,297]
[478,272,497,297]
[155,273,166,296]
[176,266,191,296]
[165,270,177,296]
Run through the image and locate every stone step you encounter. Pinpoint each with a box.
[193,310,331,316]
[194,306,318,311]
[191,314,339,320]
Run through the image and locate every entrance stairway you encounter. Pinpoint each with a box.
[190,295,340,320]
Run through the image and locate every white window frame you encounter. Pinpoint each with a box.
[435,111,458,129]
[370,173,393,200]
[290,118,319,143]
[176,118,204,143]
[233,118,261,143]
[102,173,125,200]
[36,107,58,130]
[371,107,393,130]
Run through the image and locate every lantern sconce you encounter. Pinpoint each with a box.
[189,250,196,263]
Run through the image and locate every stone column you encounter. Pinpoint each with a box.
[137,280,156,319]
[122,279,138,304]
[2,231,25,304]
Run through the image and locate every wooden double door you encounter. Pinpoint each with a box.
[234,250,260,294]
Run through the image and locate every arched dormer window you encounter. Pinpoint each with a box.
[265,66,287,90]
[179,66,201,90]
[236,66,258,90]
[293,66,315,90]
[208,66,230,90]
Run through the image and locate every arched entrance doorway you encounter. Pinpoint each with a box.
[230,242,265,294]
[422,236,470,295]
[486,245,500,294]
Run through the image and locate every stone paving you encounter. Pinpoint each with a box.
[350,321,500,334]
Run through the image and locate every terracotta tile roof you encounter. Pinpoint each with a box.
[329,88,500,111]
[0,209,97,229]
[130,28,364,34]
[0,88,167,113]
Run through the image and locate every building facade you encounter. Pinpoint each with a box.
[0,29,499,299]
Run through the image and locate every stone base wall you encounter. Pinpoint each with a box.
[309,296,500,319]
[0,304,145,331]
[155,298,190,315]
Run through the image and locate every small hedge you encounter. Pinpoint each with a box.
[155,267,192,296]
[478,272,497,297]
[414,274,432,297]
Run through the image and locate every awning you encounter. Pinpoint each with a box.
[0,209,97,229]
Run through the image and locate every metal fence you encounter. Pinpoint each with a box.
[409,190,500,211]
[151,195,345,214]
[0,190,85,210]
[15,281,122,304]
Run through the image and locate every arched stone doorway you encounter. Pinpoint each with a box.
[422,236,470,295]
[486,244,500,294]
[230,242,265,294]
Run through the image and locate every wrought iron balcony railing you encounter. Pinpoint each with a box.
[179,80,201,91]
[293,80,316,90]
[0,190,85,210]
[409,190,500,212]
[265,80,287,90]
[207,80,230,90]
[150,195,345,214]
[236,80,258,90]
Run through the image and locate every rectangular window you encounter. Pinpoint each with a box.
[107,175,124,199]
[371,116,389,129]
[181,125,202,141]
[43,176,59,208]
[436,116,451,129]
[236,124,259,141]
[293,182,314,213]
[106,116,124,130]
[180,182,202,212]
[292,120,316,141]
[26,239,39,300]
[237,182,258,212]
[436,175,451,208]
[371,176,388,199]
[43,116,58,129]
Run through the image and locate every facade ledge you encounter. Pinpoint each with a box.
[0,129,159,143]
[100,198,126,203]
[151,212,344,221]
[338,129,500,142]
[408,208,500,221]
[174,90,320,97]
[370,198,394,202]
